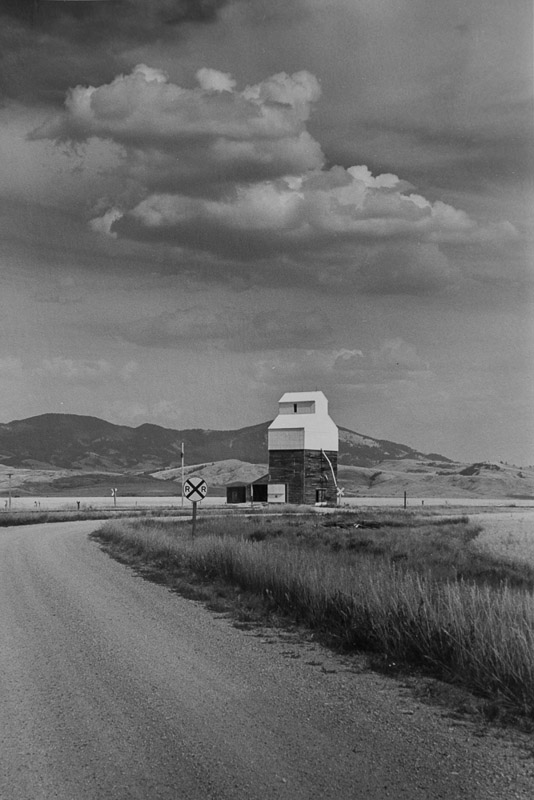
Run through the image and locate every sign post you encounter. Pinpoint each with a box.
[191,500,198,538]
[183,478,208,538]
[181,442,185,508]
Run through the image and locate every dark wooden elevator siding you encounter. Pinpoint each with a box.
[268,449,338,504]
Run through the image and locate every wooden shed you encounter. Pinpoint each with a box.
[226,475,269,504]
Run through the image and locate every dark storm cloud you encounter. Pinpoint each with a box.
[0,0,229,102]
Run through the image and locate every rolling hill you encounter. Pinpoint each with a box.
[3,413,530,499]
[0,413,448,472]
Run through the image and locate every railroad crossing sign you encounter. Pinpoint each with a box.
[183,478,208,503]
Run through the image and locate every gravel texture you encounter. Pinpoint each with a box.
[0,520,532,799]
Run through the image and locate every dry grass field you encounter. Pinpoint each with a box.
[92,510,534,723]
[471,512,534,568]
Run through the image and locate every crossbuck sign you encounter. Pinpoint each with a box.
[183,478,208,503]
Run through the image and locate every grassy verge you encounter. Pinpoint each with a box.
[91,511,534,722]
[0,507,195,527]
[0,502,303,527]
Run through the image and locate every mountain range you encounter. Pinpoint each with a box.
[1,414,532,500]
[0,413,451,472]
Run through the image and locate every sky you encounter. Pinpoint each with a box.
[0,0,532,464]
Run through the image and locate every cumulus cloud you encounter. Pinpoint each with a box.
[32,65,324,190]
[112,163,516,260]
[50,64,320,148]
[196,67,236,93]
[32,64,518,292]
[89,208,123,237]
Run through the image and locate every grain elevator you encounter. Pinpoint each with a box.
[268,391,339,504]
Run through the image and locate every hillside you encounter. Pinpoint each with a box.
[336,460,534,499]
[0,413,447,472]
[338,427,451,466]
[150,458,534,500]
[1,457,532,502]
[2,413,529,500]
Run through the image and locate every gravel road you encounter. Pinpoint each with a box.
[0,521,532,800]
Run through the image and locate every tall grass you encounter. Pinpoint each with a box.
[93,514,534,718]
[0,507,193,527]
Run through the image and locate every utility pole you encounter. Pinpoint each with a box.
[7,472,12,512]
[181,442,184,508]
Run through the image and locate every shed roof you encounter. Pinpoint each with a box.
[226,474,269,487]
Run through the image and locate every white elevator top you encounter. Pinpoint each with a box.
[268,391,339,452]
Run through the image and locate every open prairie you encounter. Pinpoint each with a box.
[2,458,534,502]
[469,510,534,568]
[2,494,534,513]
